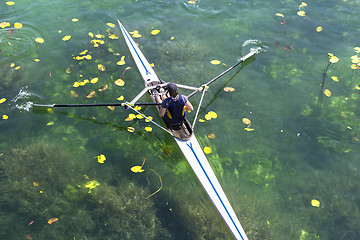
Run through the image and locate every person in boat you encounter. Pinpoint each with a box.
[158,82,194,129]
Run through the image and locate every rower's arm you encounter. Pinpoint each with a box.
[159,107,167,117]
[184,101,194,111]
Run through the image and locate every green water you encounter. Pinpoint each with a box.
[1,0,360,239]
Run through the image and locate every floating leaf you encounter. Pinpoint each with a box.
[6,2,15,6]
[1,114,7,119]
[204,147,212,154]
[316,26,323,32]
[33,59,40,62]
[297,11,305,17]
[107,23,115,28]
[208,111,217,119]
[62,35,71,41]
[242,118,251,124]
[98,64,106,71]
[116,56,126,65]
[130,30,141,38]
[114,78,125,86]
[90,77,98,84]
[14,66,20,70]
[145,116,153,122]
[210,60,221,65]
[117,95,124,101]
[33,182,39,187]
[88,32,94,37]
[331,76,339,82]
[145,126,152,132]
[208,133,216,139]
[151,29,160,35]
[95,33,105,38]
[127,126,135,132]
[108,34,118,39]
[96,154,106,163]
[98,85,108,91]
[276,13,284,18]
[328,53,339,63]
[14,22,23,28]
[35,37,44,44]
[0,98,6,104]
[48,218,59,224]
[131,165,144,173]
[323,89,332,97]
[354,47,360,53]
[224,87,235,92]
[311,199,320,207]
[72,18,78,22]
[47,121,54,126]
[244,127,254,131]
[10,63,15,68]
[86,91,95,98]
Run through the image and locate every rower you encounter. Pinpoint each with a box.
[158,83,194,135]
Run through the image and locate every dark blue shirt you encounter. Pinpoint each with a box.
[161,95,188,124]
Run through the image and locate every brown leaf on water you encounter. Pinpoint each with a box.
[86,91,95,98]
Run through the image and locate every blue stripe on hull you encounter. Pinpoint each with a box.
[186,142,245,240]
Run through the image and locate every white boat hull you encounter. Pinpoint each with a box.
[118,19,248,240]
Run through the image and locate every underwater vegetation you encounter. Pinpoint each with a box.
[0,140,173,239]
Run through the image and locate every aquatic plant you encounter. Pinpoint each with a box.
[0,140,173,239]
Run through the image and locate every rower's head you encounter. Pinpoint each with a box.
[167,82,178,98]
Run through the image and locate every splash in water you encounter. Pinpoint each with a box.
[11,86,37,112]
[242,39,269,56]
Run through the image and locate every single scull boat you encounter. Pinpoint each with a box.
[118,20,256,240]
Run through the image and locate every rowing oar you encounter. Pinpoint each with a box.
[187,50,257,99]
[33,102,160,108]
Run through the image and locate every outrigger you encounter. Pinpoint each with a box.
[117,20,257,240]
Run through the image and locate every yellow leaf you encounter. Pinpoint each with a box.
[242,118,251,124]
[131,165,144,173]
[117,96,124,101]
[311,199,320,207]
[6,2,15,6]
[145,126,152,132]
[107,23,115,28]
[73,82,80,87]
[47,121,54,126]
[2,115,9,120]
[331,76,339,82]
[329,56,339,63]
[170,36,175,40]
[297,11,305,17]
[300,2,307,7]
[208,111,217,119]
[204,114,211,120]
[355,85,360,90]
[90,77,98,84]
[316,26,323,32]
[62,35,71,41]
[224,87,235,92]
[88,32,94,37]
[136,114,144,119]
[72,18,78,22]
[33,59,40,62]
[14,66,20,70]
[354,47,360,53]
[276,13,284,18]
[114,79,125,86]
[244,127,254,131]
[98,64,106,71]
[151,29,160,35]
[10,63,15,68]
[84,180,99,193]
[134,106,141,111]
[204,147,212,154]
[210,60,221,65]
[14,22,23,28]
[96,154,106,163]
[127,126,135,132]
[109,34,118,39]
[0,98,6,104]
[323,89,332,97]
[116,56,126,66]
[33,182,39,187]
[35,37,44,44]
[95,33,105,38]
[199,119,205,122]
[145,116,153,122]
